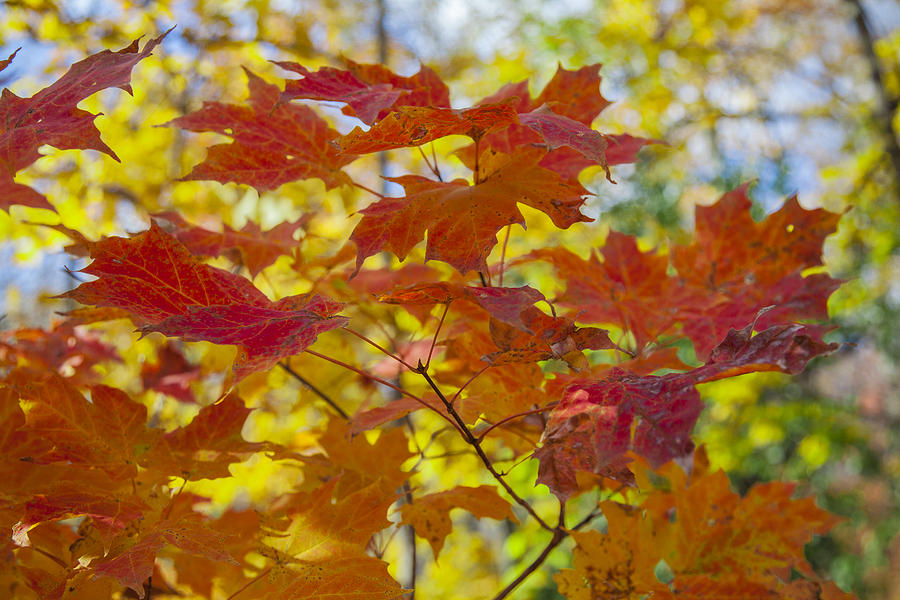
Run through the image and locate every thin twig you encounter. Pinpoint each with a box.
[415,364,553,532]
[343,326,417,371]
[449,366,489,405]
[491,529,566,600]
[31,546,68,569]
[303,349,463,433]
[431,143,442,181]
[477,403,558,441]
[279,361,349,419]
[497,225,512,287]
[402,480,417,599]
[425,304,449,370]
[491,506,603,600]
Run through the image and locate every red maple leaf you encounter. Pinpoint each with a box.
[536,323,837,499]
[455,64,657,181]
[140,342,201,404]
[528,186,843,357]
[338,101,520,154]
[0,321,121,386]
[59,223,348,381]
[167,68,356,192]
[277,57,450,125]
[351,147,591,274]
[378,282,546,329]
[0,30,170,212]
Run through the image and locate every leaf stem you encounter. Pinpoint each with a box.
[31,546,68,569]
[343,326,417,371]
[353,181,385,198]
[476,402,558,441]
[415,363,554,532]
[279,361,349,419]
[498,225,512,287]
[424,304,449,370]
[449,365,488,405]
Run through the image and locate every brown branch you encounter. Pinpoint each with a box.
[491,529,566,600]
[847,0,900,198]
[415,363,554,532]
[425,303,449,370]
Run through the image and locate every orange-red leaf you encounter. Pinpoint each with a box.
[338,101,520,154]
[536,323,837,499]
[13,369,151,479]
[140,342,200,404]
[167,69,356,192]
[155,211,308,277]
[0,321,121,386]
[351,148,591,274]
[399,485,517,558]
[0,30,169,212]
[528,187,842,357]
[142,393,265,480]
[60,223,347,381]
[277,57,449,125]
[379,282,545,329]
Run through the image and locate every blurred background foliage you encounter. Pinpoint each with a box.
[1,0,899,598]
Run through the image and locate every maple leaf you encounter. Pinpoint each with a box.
[0,30,170,212]
[338,101,520,153]
[92,515,237,598]
[277,57,450,125]
[267,556,406,600]
[399,485,517,558]
[0,321,121,386]
[351,148,591,274]
[527,187,843,357]
[525,232,701,352]
[379,282,545,329]
[455,64,656,182]
[536,367,701,499]
[142,393,267,480]
[484,306,618,368]
[154,211,308,277]
[11,369,152,479]
[59,223,348,381]
[315,419,413,496]
[167,68,356,192]
[265,479,395,561]
[535,323,837,499]
[140,342,201,404]
[555,462,845,599]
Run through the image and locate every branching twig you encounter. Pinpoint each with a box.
[303,349,464,433]
[415,362,554,532]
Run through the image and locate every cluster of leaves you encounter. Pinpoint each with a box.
[0,30,855,599]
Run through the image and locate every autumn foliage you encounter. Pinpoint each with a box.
[0,30,855,599]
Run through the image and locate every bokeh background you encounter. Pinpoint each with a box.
[1,0,899,597]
